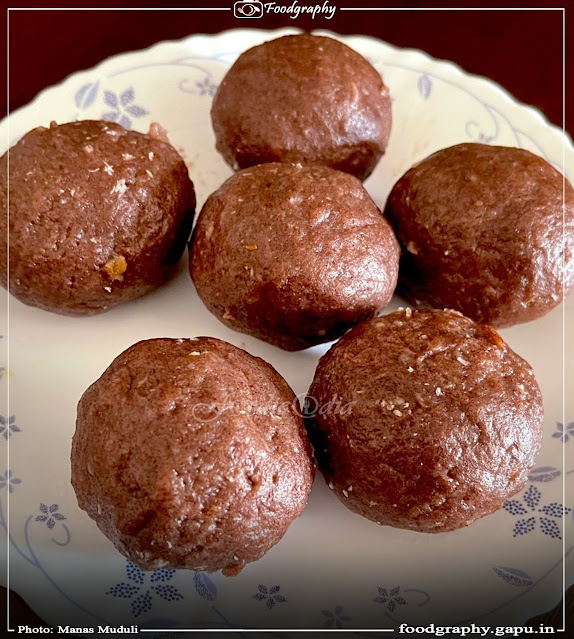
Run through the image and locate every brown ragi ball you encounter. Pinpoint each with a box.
[189,162,399,351]
[307,308,543,533]
[71,337,314,575]
[384,143,574,327]
[211,34,392,181]
[0,120,196,315]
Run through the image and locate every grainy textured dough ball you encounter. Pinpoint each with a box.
[0,120,196,315]
[71,337,314,574]
[307,309,543,533]
[189,162,400,351]
[384,143,574,327]
[211,34,392,181]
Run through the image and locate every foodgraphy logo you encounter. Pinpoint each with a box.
[234,0,264,17]
[233,0,337,20]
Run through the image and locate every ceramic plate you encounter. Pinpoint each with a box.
[1,27,572,634]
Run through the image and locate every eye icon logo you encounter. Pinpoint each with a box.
[234,0,264,18]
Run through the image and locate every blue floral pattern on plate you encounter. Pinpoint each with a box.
[35,504,66,530]
[192,571,217,601]
[195,76,218,96]
[322,605,351,628]
[101,87,148,130]
[417,73,432,99]
[528,466,561,483]
[0,415,20,439]
[253,584,287,609]
[373,586,407,612]
[504,485,571,539]
[107,561,184,618]
[552,422,574,443]
[493,566,534,587]
[0,469,21,492]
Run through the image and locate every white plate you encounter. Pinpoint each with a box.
[1,27,573,633]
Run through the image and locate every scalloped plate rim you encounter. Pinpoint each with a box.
[1,26,572,632]
[2,27,572,156]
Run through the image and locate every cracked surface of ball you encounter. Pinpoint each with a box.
[1,120,195,315]
[211,34,392,181]
[384,143,574,326]
[72,337,314,574]
[189,162,399,350]
[308,309,543,533]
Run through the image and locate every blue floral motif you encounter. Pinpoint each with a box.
[552,422,574,443]
[35,503,66,530]
[252,584,287,609]
[503,485,571,540]
[102,87,148,130]
[373,586,408,612]
[195,76,218,97]
[493,566,533,587]
[75,82,100,109]
[322,605,351,628]
[107,561,183,617]
[528,466,561,483]
[417,74,432,99]
[0,415,21,439]
[0,469,21,492]
[126,561,145,585]
[193,571,217,601]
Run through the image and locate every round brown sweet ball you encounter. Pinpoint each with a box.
[189,162,400,351]
[71,337,314,575]
[307,308,543,533]
[384,143,574,327]
[211,34,392,181]
[0,120,196,316]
